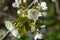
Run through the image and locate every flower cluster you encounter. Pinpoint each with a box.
[5,0,48,40]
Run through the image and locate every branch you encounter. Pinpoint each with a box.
[55,0,60,15]
[0,30,10,40]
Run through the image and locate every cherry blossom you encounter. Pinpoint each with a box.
[28,9,40,20]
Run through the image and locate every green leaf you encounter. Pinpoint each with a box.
[42,20,56,26]
[18,35,30,40]
[55,24,60,31]
[44,31,56,40]
[18,17,28,27]
[57,33,60,39]
[0,2,6,9]
[35,20,42,28]
[47,3,55,18]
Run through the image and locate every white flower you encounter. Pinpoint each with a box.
[11,30,20,38]
[31,26,35,31]
[51,0,55,2]
[40,25,46,28]
[5,21,20,38]
[27,31,34,40]
[28,9,40,20]
[12,0,22,8]
[40,25,46,33]
[17,10,21,14]
[5,21,14,31]
[41,2,47,10]
[41,2,46,7]
[34,0,38,2]
[34,33,44,40]
[41,28,46,33]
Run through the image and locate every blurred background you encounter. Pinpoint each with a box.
[0,0,60,40]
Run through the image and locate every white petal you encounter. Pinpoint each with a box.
[11,30,20,38]
[39,13,42,17]
[17,10,21,14]
[12,2,17,7]
[31,26,35,31]
[34,0,38,2]
[15,0,21,3]
[31,15,38,20]
[34,33,44,40]
[27,31,34,40]
[52,0,55,2]
[38,34,44,39]
[34,35,38,40]
[37,28,39,31]
[41,2,46,7]
[40,25,46,28]
[42,6,47,10]
[5,21,14,31]
[41,28,46,33]
[28,9,40,20]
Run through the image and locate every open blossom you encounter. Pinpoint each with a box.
[11,30,20,38]
[12,0,22,8]
[5,21,20,38]
[41,2,47,10]
[5,21,14,31]
[28,9,40,20]
[34,33,44,40]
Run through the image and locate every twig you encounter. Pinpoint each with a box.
[55,0,60,15]
[0,30,10,40]
[25,0,35,11]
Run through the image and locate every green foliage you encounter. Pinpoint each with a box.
[35,20,42,28]
[42,19,56,26]
[18,17,28,27]
[18,35,30,40]
[0,33,3,38]
[56,32,60,40]
[44,31,60,40]
[19,3,28,10]
[47,2,55,18]
[44,31,56,40]
[0,1,6,9]
[55,24,60,31]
